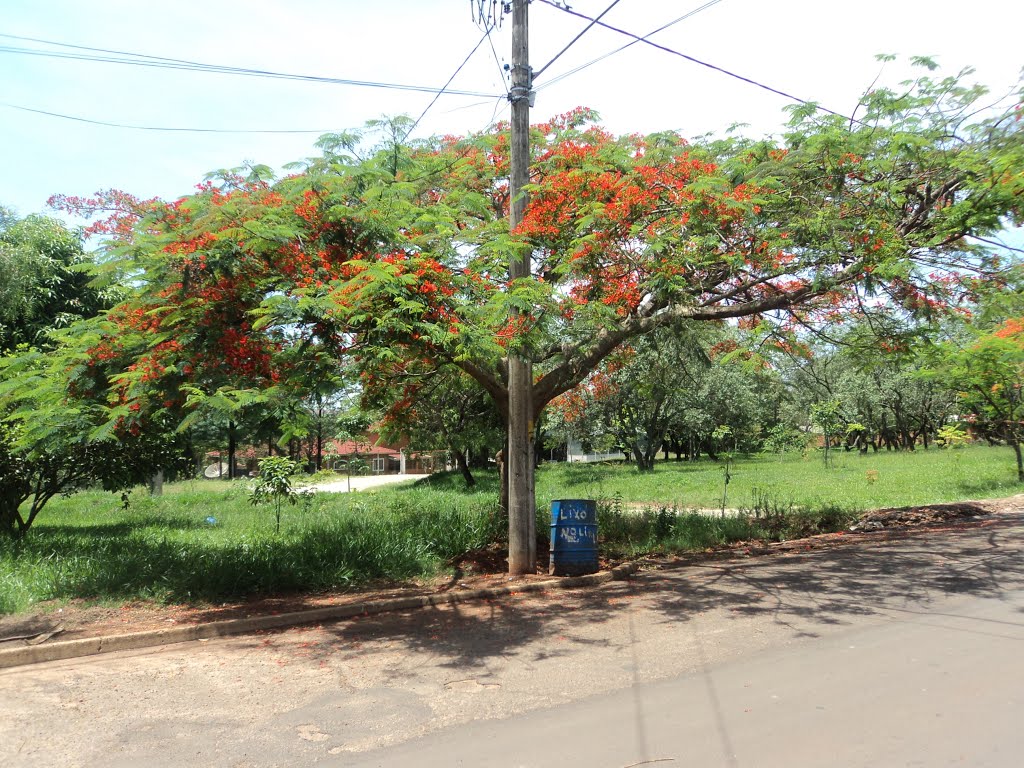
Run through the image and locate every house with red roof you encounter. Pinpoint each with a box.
[326,433,440,475]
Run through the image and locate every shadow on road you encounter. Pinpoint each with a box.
[221,515,1024,675]
[643,518,1024,634]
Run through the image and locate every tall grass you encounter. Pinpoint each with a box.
[596,494,858,559]
[0,483,501,614]
[2,444,1015,615]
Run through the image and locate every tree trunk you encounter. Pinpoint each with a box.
[1014,440,1024,483]
[453,449,476,488]
[148,470,164,497]
[1,498,24,539]
[902,429,915,450]
[632,444,651,471]
[227,421,237,480]
[470,447,490,469]
[645,445,658,471]
[498,438,509,526]
[0,460,29,538]
[315,421,323,473]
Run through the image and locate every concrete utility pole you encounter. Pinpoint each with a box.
[507,0,536,575]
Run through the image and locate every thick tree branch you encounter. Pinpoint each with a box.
[532,259,871,410]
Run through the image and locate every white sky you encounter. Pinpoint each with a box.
[2,0,1022,219]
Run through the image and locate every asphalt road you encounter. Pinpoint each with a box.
[2,514,1022,767]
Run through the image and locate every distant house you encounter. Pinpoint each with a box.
[565,438,626,464]
[326,433,441,475]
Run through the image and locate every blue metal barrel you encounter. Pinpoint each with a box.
[549,499,599,576]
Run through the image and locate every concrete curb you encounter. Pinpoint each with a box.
[0,562,640,670]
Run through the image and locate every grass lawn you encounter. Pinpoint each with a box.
[535,443,1019,513]
[416,443,1019,513]
[0,480,500,615]
[1,443,1017,615]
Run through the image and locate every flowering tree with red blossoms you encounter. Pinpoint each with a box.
[10,64,1023,563]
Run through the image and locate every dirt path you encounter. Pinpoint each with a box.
[306,473,427,493]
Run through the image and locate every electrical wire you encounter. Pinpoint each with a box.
[0,31,221,66]
[0,102,335,133]
[537,0,724,90]
[536,0,854,122]
[404,27,494,140]
[485,19,510,95]
[967,234,1024,256]
[2,24,507,138]
[487,93,510,128]
[534,0,624,78]
[0,35,499,99]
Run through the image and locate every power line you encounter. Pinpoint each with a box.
[0,43,497,98]
[0,34,500,99]
[537,0,724,90]
[0,31,221,68]
[536,0,853,121]
[471,0,502,29]
[1,24,510,140]
[405,27,494,140]
[487,94,510,128]
[0,102,336,134]
[968,234,1024,256]
[485,20,510,95]
[534,0,624,78]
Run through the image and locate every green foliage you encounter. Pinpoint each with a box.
[711,424,734,450]
[0,209,110,353]
[552,324,777,470]
[558,325,714,471]
[936,424,968,449]
[249,456,300,533]
[941,318,1024,479]
[761,423,807,457]
[781,319,957,457]
[810,399,843,466]
[810,399,843,434]
[345,457,370,476]
[0,209,134,537]
[0,341,192,537]
[367,366,503,489]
